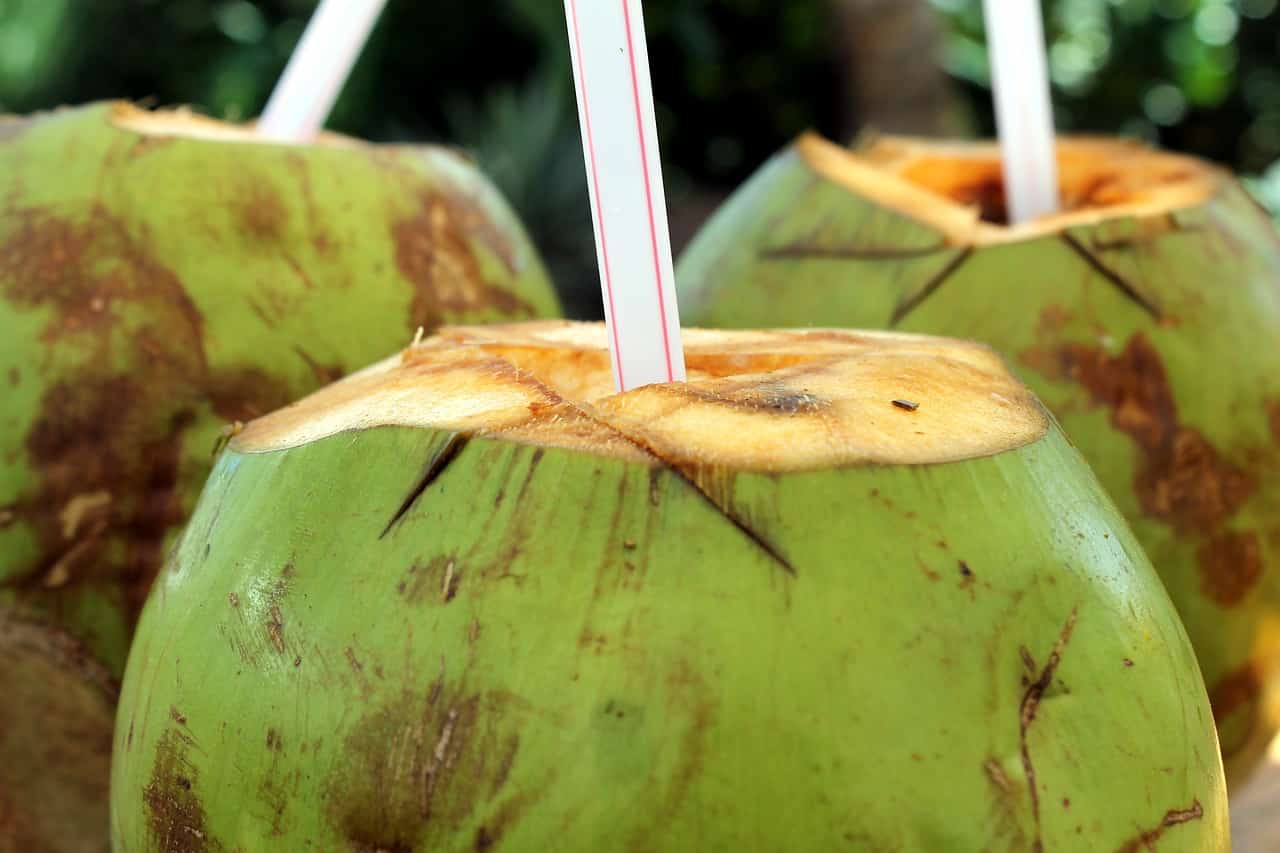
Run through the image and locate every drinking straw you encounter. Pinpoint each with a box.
[982,0,1061,223]
[564,0,687,391]
[258,0,388,142]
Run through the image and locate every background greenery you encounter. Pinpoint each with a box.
[1,0,1276,317]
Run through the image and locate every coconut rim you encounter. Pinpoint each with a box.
[231,321,1051,472]
[105,101,370,149]
[796,131,1226,248]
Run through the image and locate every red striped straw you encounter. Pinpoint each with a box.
[565,0,687,391]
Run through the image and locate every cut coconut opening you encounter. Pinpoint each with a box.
[797,133,1222,246]
[234,321,1048,471]
[108,102,359,149]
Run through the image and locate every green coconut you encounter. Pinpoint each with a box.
[111,321,1227,851]
[0,102,558,851]
[677,133,1280,783]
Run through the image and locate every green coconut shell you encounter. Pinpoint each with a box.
[677,133,1280,783]
[110,322,1227,852]
[0,103,558,851]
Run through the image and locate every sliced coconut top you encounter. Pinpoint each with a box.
[798,133,1223,247]
[108,102,360,149]
[233,322,1048,471]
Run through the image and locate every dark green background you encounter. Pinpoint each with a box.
[2,0,1276,317]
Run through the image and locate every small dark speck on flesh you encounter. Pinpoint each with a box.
[892,399,919,412]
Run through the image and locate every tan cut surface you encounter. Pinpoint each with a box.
[233,322,1049,470]
[799,133,1222,246]
[109,102,359,147]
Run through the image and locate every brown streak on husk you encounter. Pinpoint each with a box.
[292,346,345,386]
[1046,334,1254,534]
[392,191,532,334]
[398,555,460,606]
[0,205,297,635]
[143,727,218,852]
[235,179,288,243]
[326,685,524,851]
[1267,399,1280,445]
[1208,664,1261,758]
[1019,608,1079,853]
[1197,531,1263,607]
[1114,800,1203,853]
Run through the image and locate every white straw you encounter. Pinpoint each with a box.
[564,0,686,392]
[982,0,1060,224]
[258,0,388,142]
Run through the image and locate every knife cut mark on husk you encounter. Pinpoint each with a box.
[1059,234,1161,320]
[380,433,469,539]
[760,243,951,261]
[890,248,974,326]
[573,411,798,579]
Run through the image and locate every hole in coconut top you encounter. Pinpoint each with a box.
[797,133,1222,245]
[232,321,1050,471]
[108,102,359,148]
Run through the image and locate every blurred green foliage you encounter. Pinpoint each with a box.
[0,0,1276,316]
[933,0,1280,172]
[0,0,844,316]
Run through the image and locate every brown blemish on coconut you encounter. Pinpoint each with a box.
[397,555,461,606]
[257,727,299,838]
[1039,334,1254,534]
[1197,531,1263,607]
[392,192,534,333]
[1208,663,1261,758]
[1114,800,1204,853]
[205,367,295,425]
[326,683,524,851]
[261,565,294,657]
[0,206,205,340]
[143,727,215,853]
[1267,399,1280,444]
[1018,608,1079,853]
[293,346,346,386]
[217,567,293,670]
[625,661,717,851]
[265,605,286,655]
[17,375,194,615]
[235,180,288,243]
[0,205,299,642]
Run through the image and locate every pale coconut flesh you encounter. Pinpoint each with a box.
[677,133,1280,783]
[0,103,558,852]
[111,321,1227,851]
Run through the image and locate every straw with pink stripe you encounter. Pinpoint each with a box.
[564,0,687,391]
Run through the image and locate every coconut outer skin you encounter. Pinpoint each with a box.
[0,103,558,851]
[676,136,1280,783]
[110,327,1227,851]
